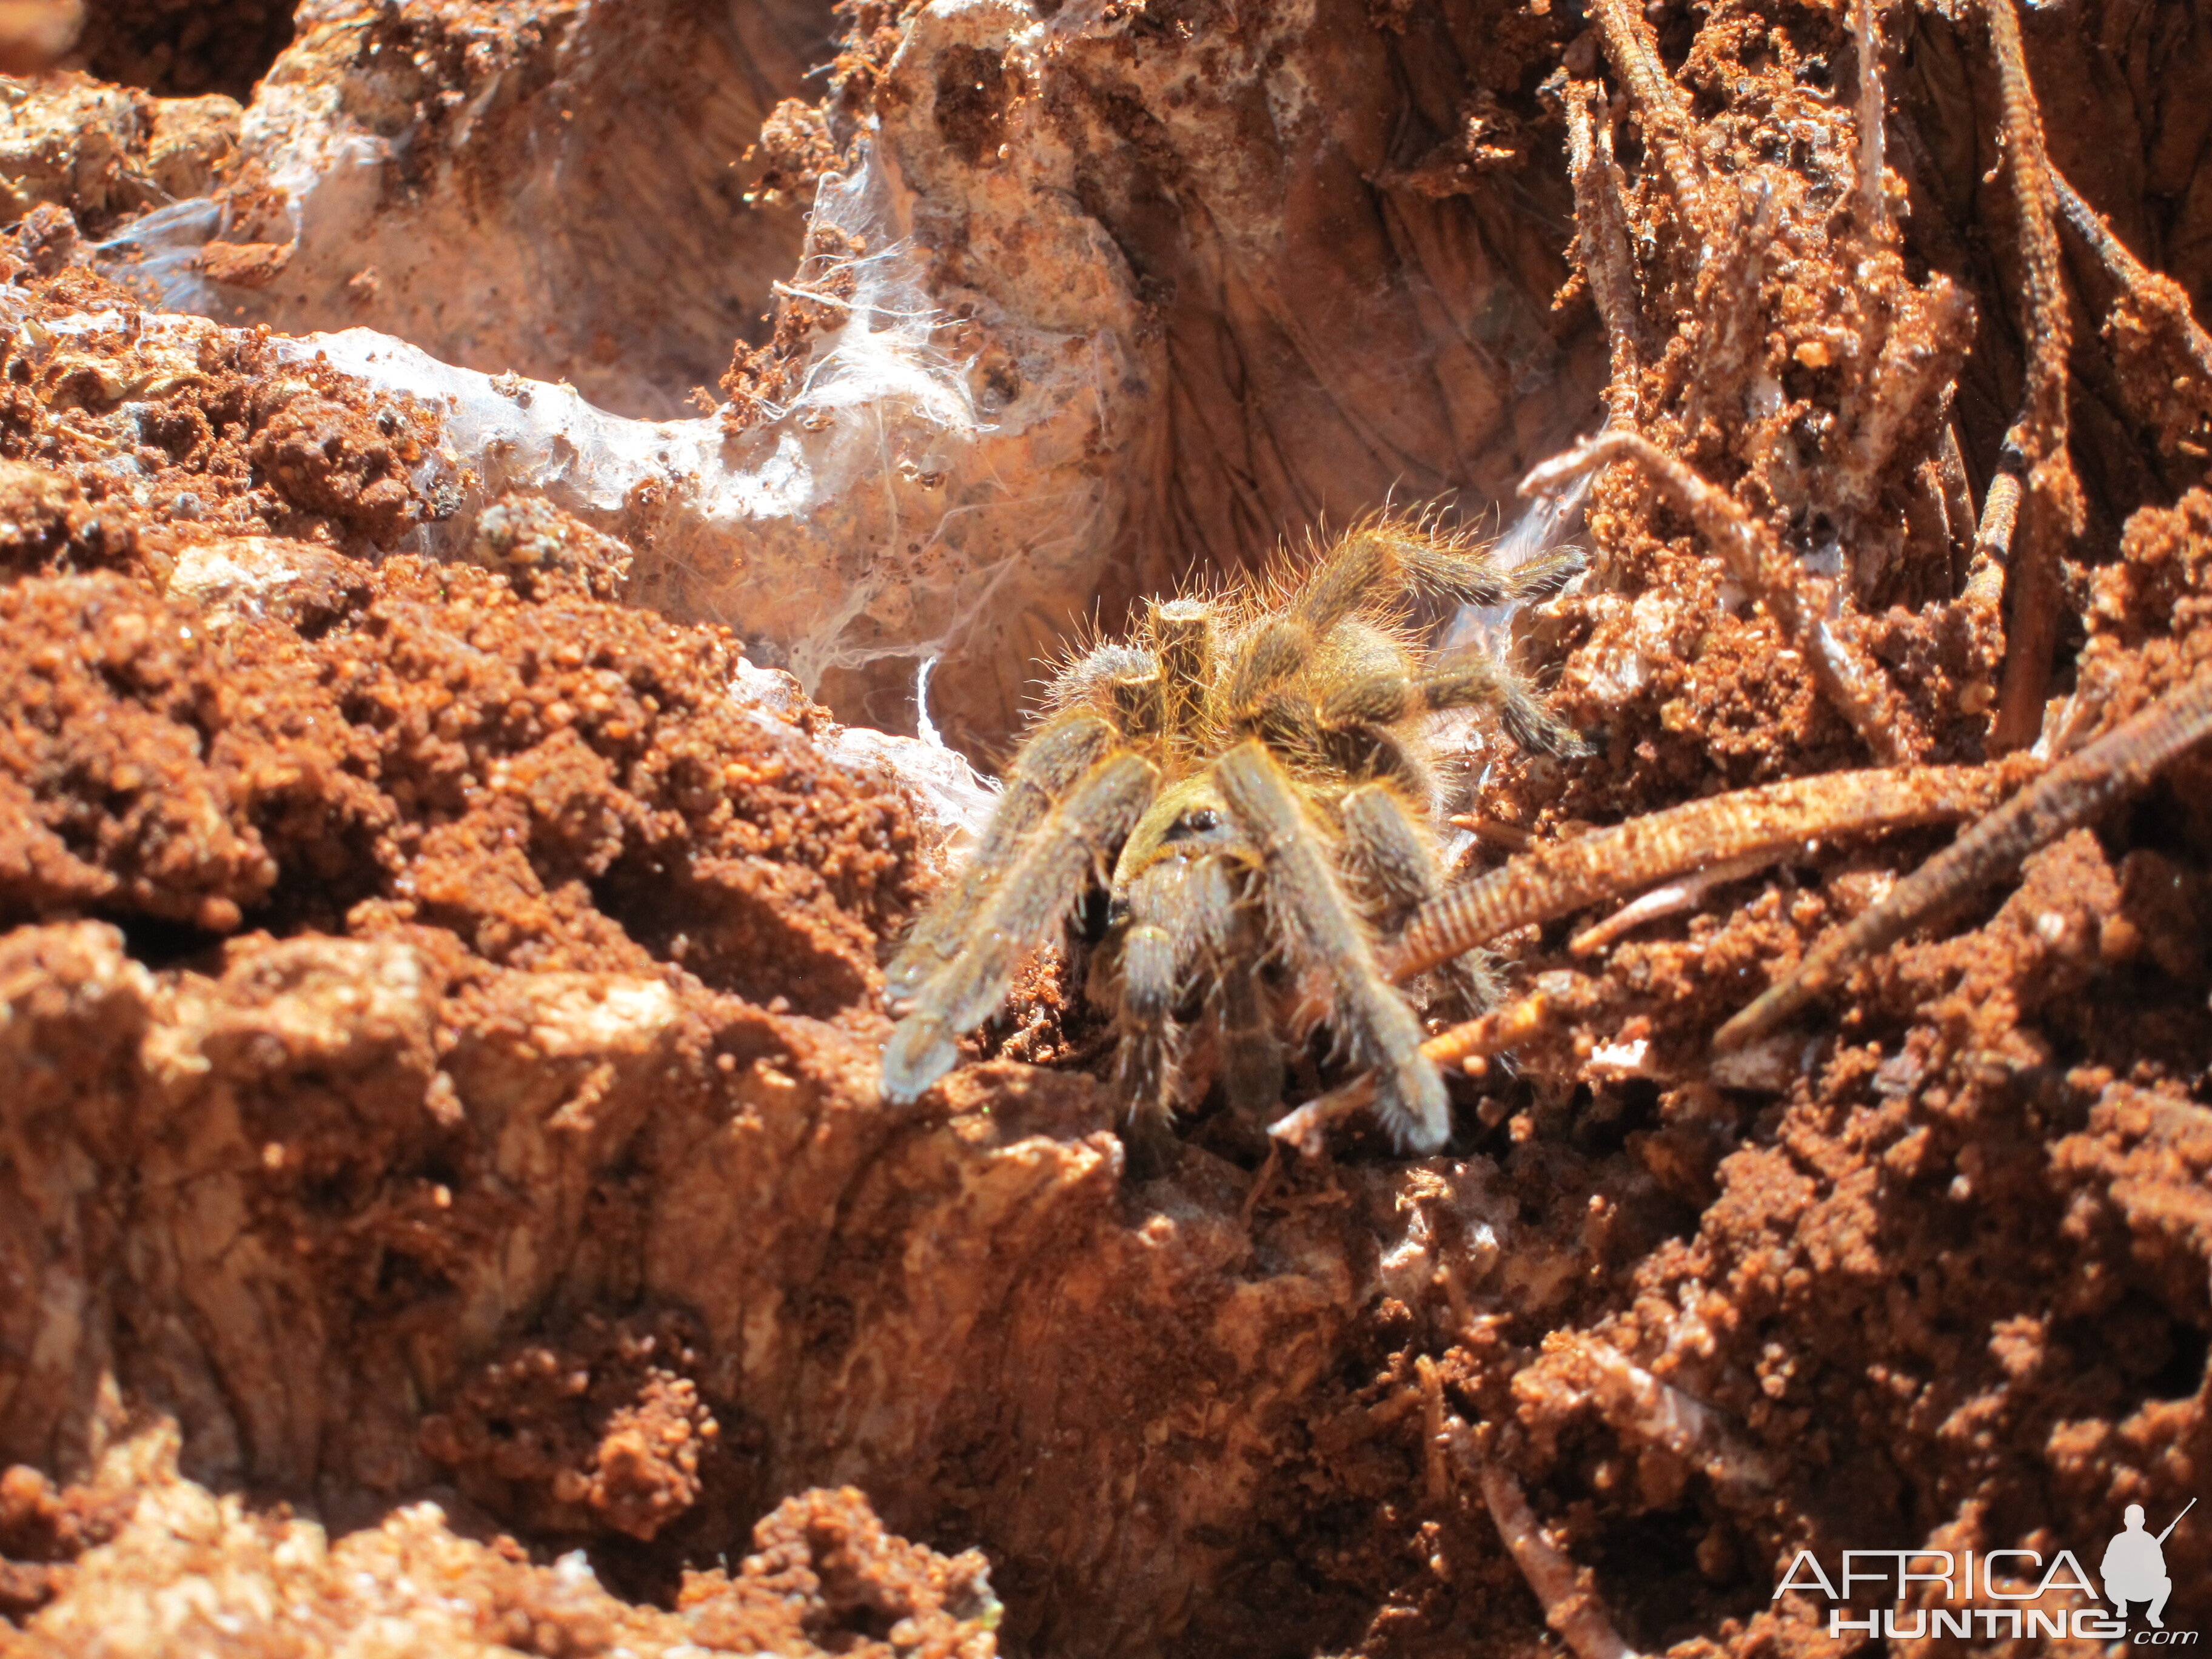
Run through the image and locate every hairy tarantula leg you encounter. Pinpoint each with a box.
[1113,853,1264,1124]
[1319,658,1587,759]
[1299,518,1581,635]
[882,751,1159,1104]
[1213,741,1450,1153]
[1225,508,1587,732]
[1395,526,1583,612]
[1203,849,1292,1124]
[1338,785,1436,927]
[1226,619,1312,718]
[1340,784,1503,1013]
[1184,855,1284,1119]
[1215,944,1285,1118]
[1115,918,1180,1111]
[1111,856,1212,1118]
[1150,598,1214,754]
[885,711,1116,1001]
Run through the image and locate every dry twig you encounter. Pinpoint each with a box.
[1569,848,1780,956]
[1535,1335,1777,1509]
[1269,990,1557,1148]
[1851,0,1888,235]
[1981,0,2085,751]
[1584,0,1711,240]
[1959,429,2025,617]
[1564,82,1644,425]
[1833,276,1974,585]
[1466,1433,1645,1659]
[1265,769,2019,1144]
[1523,433,1929,762]
[1426,988,1558,1076]
[2051,173,2212,380]
[1385,764,2017,984]
[1678,183,1779,446]
[1715,668,2212,1050]
[2051,166,2212,452]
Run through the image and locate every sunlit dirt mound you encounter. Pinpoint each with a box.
[0,1,2210,1657]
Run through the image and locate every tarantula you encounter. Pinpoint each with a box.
[879,518,1584,1151]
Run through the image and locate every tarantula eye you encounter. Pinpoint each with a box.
[1171,807,1222,837]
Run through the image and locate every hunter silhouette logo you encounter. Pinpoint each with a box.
[1777,1496,2202,1641]
[2106,1500,2193,1630]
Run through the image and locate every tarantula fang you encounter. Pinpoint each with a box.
[879,517,1584,1153]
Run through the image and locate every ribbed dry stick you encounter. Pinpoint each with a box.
[2053,173,2212,379]
[1275,769,2016,1145]
[1523,433,1931,762]
[1270,990,1559,1147]
[1714,668,2212,1050]
[1979,0,2070,460]
[1382,764,2016,984]
[1583,0,1711,240]
[2051,165,2212,447]
[1959,429,2025,616]
[1982,0,2083,752]
[1426,988,1559,1076]
[1564,82,1644,425]
[1466,1434,1645,1659]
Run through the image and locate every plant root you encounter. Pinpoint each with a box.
[1981,0,2086,752]
[1715,666,2212,1050]
[1463,1429,1645,1659]
[1382,764,2020,984]
[1523,432,1931,762]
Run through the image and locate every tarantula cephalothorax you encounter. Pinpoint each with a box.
[879,518,1584,1152]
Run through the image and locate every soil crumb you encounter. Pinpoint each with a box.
[7,1424,999,1655]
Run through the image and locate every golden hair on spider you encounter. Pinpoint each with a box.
[881,514,1584,1153]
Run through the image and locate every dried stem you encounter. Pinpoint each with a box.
[1426,988,1557,1076]
[1382,764,2016,984]
[1565,82,1644,425]
[1522,432,1930,762]
[2051,164,2212,447]
[1271,990,1555,1145]
[1679,183,1778,446]
[1937,424,1976,575]
[1982,0,2084,751]
[1467,1436,1646,1659]
[2051,173,2212,378]
[1959,427,2026,615]
[1569,848,1780,956]
[1584,0,1711,239]
[1852,0,1888,234]
[1540,1335,1777,1508]
[1715,668,2212,1050]
[1833,275,1974,574]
